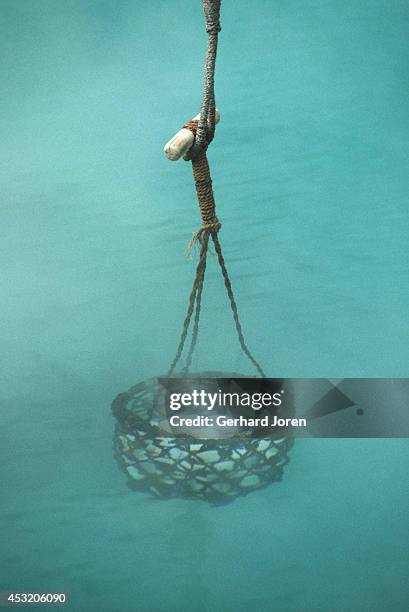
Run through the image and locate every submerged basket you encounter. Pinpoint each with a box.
[112,373,294,502]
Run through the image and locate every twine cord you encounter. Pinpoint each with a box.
[167,0,266,378]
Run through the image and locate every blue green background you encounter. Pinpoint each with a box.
[1,1,408,610]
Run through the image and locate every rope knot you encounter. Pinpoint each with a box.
[182,118,215,161]
[188,220,221,254]
[182,119,199,135]
[206,21,221,34]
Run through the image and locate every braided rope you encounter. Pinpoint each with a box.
[211,233,266,378]
[167,235,209,377]
[183,232,208,373]
[167,0,265,378]
[189,143,221,250]
[190,0,221,156]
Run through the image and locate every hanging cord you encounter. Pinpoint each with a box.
[211,232,266,378]
[167,233,209,377]
[167,0,266,378]
[190,0,221,156]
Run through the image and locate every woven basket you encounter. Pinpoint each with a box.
[112,374,293,502]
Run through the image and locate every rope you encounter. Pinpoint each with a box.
[211,233,266,378]
[167,234,209,377]
[167,0,266,378]
[188,144,221,251]
[183,234,208,373]
[189,0,221,158]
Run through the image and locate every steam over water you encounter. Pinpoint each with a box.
[1,1,409,610]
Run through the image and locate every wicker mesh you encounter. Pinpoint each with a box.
[112,375,294,502]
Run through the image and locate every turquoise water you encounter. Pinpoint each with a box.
[1,1,409,610]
